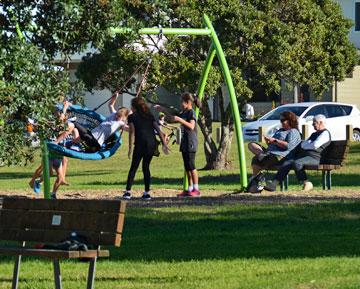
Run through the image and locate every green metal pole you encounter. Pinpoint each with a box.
[203,14,248,190]
[41,142,51,199]
[15,22,51,197]
[111,27,211,36]
[183,43,217,191]
[195,44,217,115]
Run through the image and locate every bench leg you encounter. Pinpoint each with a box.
[285,175,289,191]
[11,255,21,289]
[53,259,62,289]
[87,258,97,289]
[326,171,332,190]
[12,241,25,289]
[322,171,326,190]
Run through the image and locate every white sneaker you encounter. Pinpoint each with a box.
[302,181,313,192]
[122,191,131,200]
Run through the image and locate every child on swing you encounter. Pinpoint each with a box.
[57,92,129,152]
[171,93,201,197]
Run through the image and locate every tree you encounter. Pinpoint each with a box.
[76,0,358,170]
[0,1,126,165]
[0,37,70,166]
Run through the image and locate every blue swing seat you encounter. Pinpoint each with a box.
[47,104,122,161]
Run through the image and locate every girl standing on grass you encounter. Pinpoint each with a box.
[172,93,200,197]
[123,97,169,200]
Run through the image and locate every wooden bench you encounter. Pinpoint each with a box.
[267,140,349,191]
[0,198,126,289]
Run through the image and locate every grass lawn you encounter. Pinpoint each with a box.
[0,124,360,193]
[1,125,360,288]
[1,202,360,288]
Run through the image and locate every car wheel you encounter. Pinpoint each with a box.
[353,129,360,142]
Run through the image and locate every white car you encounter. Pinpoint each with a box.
[242,102,360,142]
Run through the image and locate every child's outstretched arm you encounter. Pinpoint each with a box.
[59,100,72,121]
[108,91,119,114]
[173,116,196,130]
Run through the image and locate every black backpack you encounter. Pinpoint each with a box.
[246,172,266,193]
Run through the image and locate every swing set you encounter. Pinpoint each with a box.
[39,14,248,198]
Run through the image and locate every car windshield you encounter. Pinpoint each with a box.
[261,106,307,120]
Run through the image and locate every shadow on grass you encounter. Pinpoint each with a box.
[84,174,241,187]
[109,202,360,261]
[0,171,112,180]
[85,172,360,189]
[0,202,360,265]
[264,172,360,188]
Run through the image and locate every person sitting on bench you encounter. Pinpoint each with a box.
[248,111,301,177]
[265,114,331,192]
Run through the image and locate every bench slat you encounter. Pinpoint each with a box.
[0,228,122,246]
[0,210,125,233]
[1,198,126,214]
[0,247,109,258]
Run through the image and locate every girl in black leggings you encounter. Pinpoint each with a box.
[123,98,169,200]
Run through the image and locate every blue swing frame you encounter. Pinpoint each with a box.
[47,105,122,161]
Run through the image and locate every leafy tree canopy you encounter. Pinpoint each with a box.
[76,0,358,169]
[78,0,357,97]
[0,0,125,165]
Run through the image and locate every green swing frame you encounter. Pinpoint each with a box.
[41,14,248,198]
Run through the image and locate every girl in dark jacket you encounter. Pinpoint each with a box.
[123,97,169,200]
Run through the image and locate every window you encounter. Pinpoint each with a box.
[356,2,360,31]
[261,106,307,120]
[341,105,353,115]
[324,105,347,118]
[304,105,327,118]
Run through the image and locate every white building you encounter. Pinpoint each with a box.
[333,0,360,109]
[339,0,360,48]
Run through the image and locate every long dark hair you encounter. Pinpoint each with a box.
[131,97,151,117]
[280,111,298,129]
[181,92,201,109]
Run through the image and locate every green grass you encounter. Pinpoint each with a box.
[1,202,360,288]
[2,128,360,288]
[1,124,360,193]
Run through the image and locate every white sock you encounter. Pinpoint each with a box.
[188,185,193,192]
[143,191,150,196]
[193,184,199,191]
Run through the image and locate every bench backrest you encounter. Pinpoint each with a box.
[0,198,126,247]
[320,140,349,166]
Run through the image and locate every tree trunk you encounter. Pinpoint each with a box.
[198,90,234,170]
[198,94,218,169]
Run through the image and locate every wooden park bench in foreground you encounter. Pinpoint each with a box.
[0,198,126,289]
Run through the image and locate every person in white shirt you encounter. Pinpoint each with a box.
[243,103,255,120]
[265,114,331,192]
[58,92,129,153]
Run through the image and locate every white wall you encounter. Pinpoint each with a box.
[68,69,133,117]
[336,65,360,108]
[337,0,360,49]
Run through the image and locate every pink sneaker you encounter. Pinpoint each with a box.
[177,191,190,197]
[188,189,201,197]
